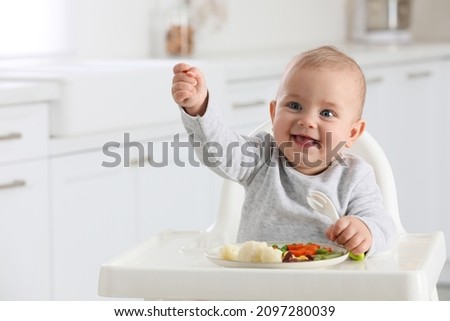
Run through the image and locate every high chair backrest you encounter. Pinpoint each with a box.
[206,121,405,245]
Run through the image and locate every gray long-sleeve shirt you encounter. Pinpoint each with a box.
[181,103,396,255]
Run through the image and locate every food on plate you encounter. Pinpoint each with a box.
[219,243,240,261]
[348,252,365,261]
[220,241,282,263]
[219,241,345,263]
[260,246,284,263]
[237,241,266,262]
[273,242,345,262]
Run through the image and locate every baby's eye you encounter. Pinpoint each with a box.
[287,102,302,110]
[320,109,335,118]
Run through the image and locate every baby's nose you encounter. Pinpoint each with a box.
[297,114,316,128]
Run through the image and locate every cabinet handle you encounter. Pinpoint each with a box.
[0,132,22,141]
[366,76,384,85]
[232,100,267,109]
[407,71,432,79]
[130,156,153,167]
[0,179,26,190]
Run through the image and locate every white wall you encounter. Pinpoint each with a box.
[0,0,70,58]
[68,0,154,59]
[69,0,348,59]
[180,0,348,57]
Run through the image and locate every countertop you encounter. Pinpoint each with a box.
[198,42,450,81]
[2,42,450,83]
[0,81,60,106]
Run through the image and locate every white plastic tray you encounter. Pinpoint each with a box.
[98,230,446,300]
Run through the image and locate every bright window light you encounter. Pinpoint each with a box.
[0,0,70,58]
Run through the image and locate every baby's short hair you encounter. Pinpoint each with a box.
[283,46,366,118]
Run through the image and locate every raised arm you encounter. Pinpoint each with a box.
[171,63,270,185]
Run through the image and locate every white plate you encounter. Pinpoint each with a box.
[205,242,349,269]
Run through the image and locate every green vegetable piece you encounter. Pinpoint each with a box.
[313,252,344,261]
[315,248,329,255]
[324,252,344,259]
[349,252,365,261]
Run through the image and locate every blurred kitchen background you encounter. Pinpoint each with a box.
[1,0,450,59]
[1,0,450,300]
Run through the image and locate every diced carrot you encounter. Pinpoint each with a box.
[287,244,304,250]
[284,243,329,258]
[305,244,320,251]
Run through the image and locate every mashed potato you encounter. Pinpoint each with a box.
[237,241,268,263]
[219,243,240,261]
[260,246,283,263]
[220,241,282,263]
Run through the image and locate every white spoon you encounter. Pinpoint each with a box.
[307,191,339,223]
[307,191,365,261]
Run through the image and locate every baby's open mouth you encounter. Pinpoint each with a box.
[292,135,321,149]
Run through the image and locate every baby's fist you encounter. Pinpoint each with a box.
[171,63,208,116]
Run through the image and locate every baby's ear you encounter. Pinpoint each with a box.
[269,100,277,123]
[345,119,366,148]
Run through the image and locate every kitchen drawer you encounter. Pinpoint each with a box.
[0,160,51,299]
[225,78,279,127]
[0,103,49,164]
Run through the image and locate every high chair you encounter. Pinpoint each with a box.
[98,121,446,300]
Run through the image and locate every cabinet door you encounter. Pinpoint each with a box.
[363,61,445,234]
[0,160,51,300]
[361,66,396,144]
[0,103,48,164]
[225,78,278,130]
[443,60,450,277]
[397,62,445,234]
[51,150,137,300]
[135,137,223,240]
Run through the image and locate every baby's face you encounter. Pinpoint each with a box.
[270,66,365,175]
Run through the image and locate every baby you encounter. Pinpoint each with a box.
[171,46,396,256]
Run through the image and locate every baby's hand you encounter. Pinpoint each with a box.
[171,63,208,116]
[325,216,372,255]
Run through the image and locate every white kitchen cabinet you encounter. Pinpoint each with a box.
[442,60,450,284]
[0,160,51,300]
[134,135,223,241]
[363,61,446,235]
[0,103,49,164]
[444,61,450,231]
[0,102,51,300]
[50,150,138,300]
[224,77,279,130]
